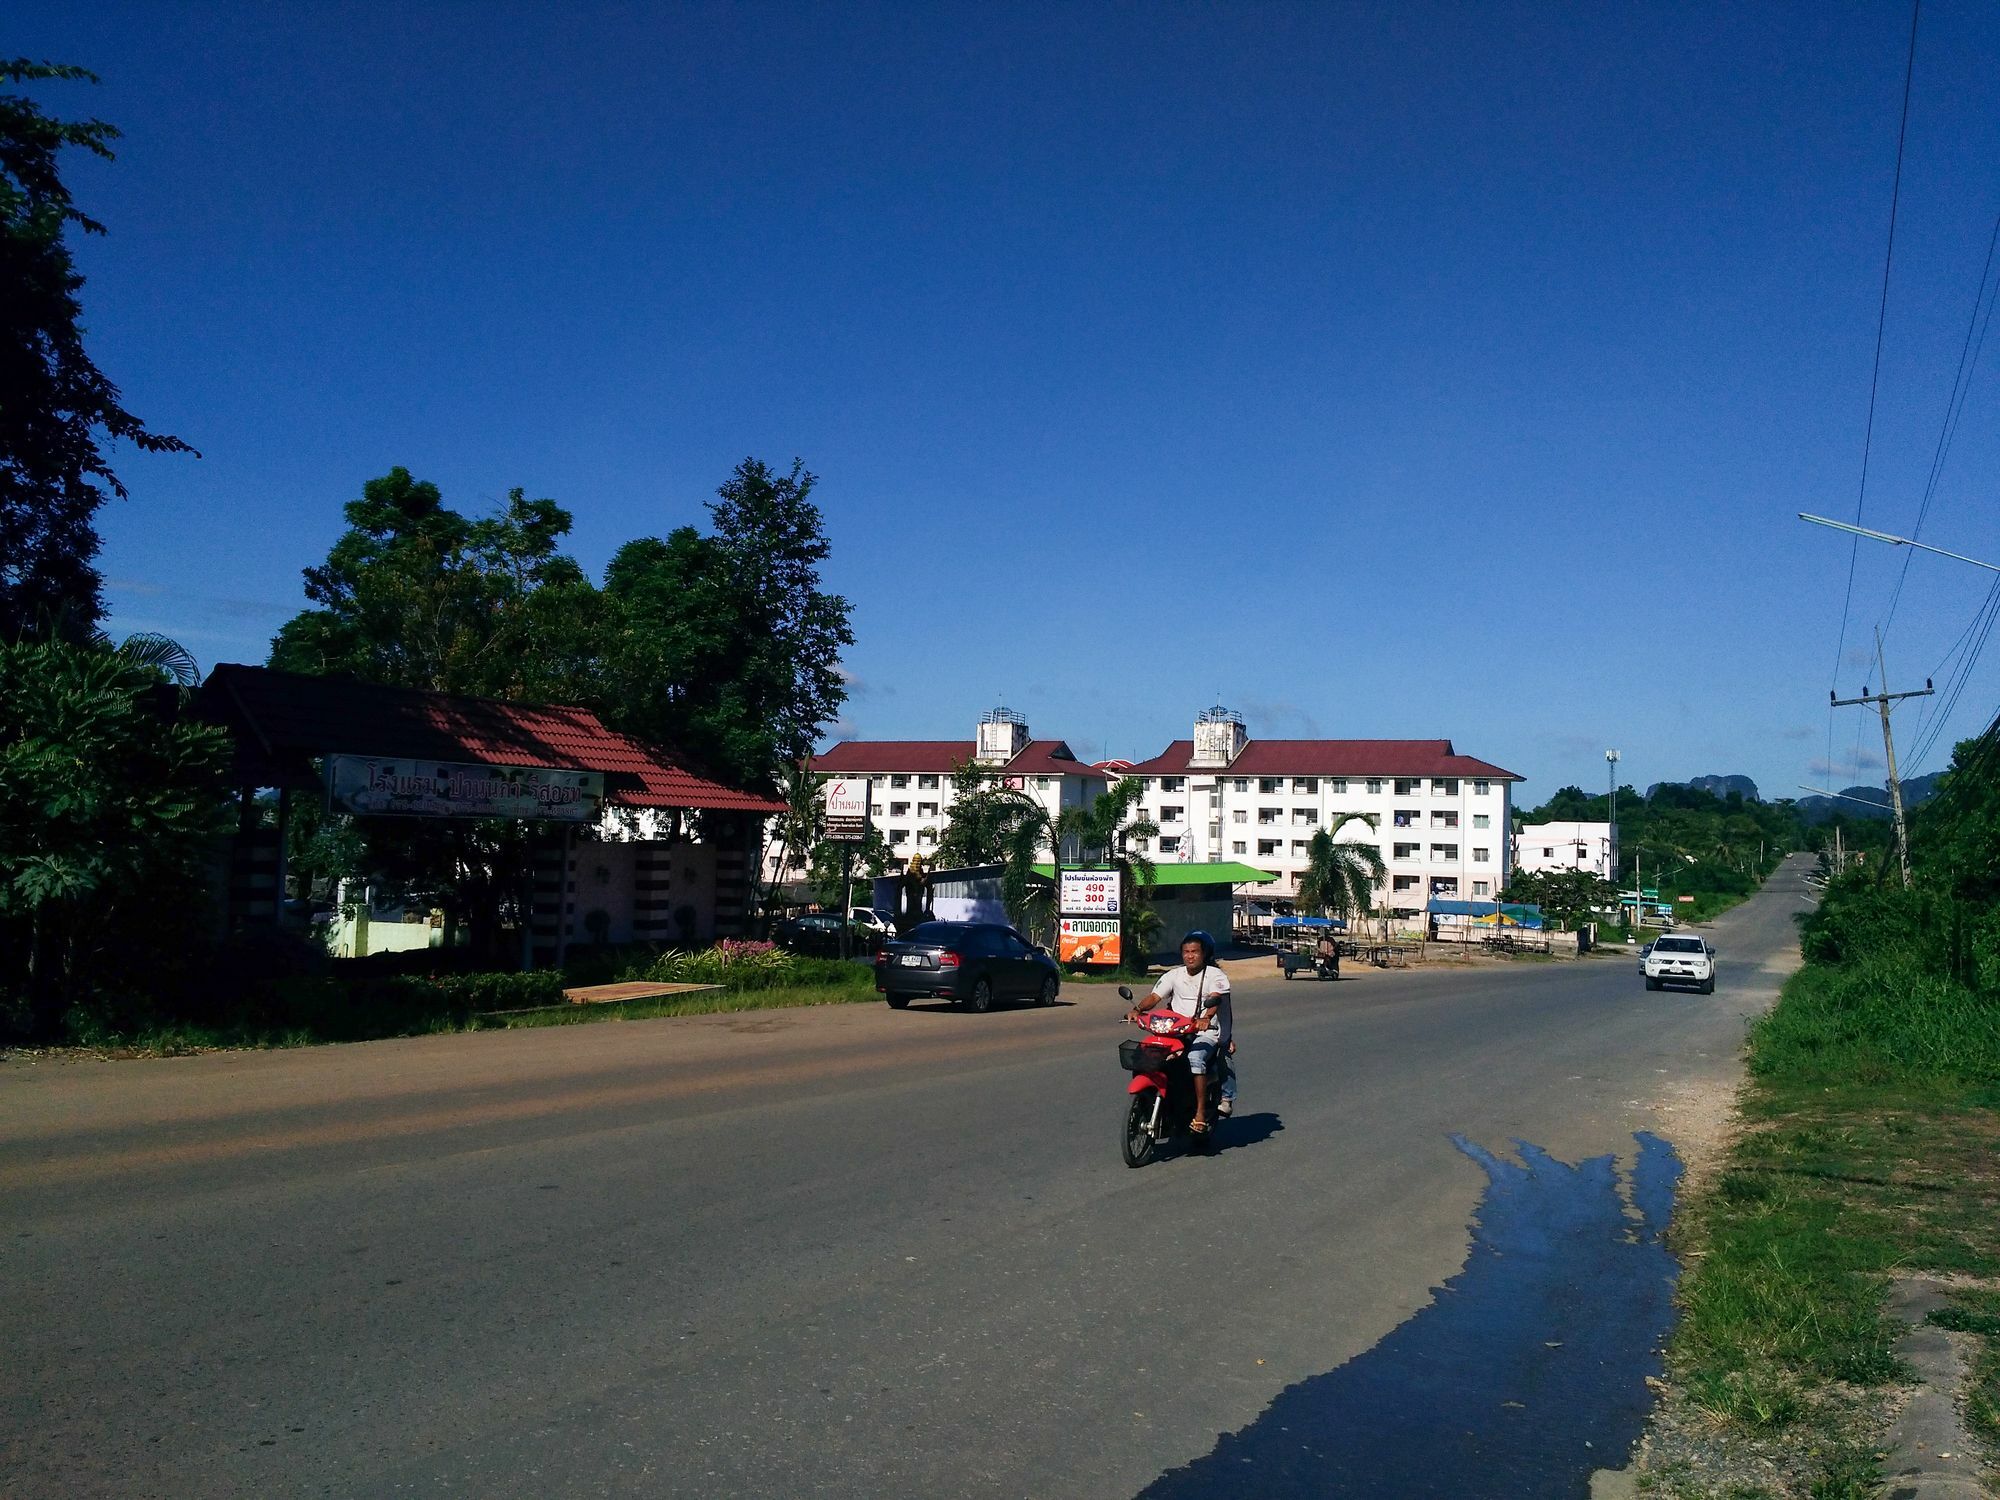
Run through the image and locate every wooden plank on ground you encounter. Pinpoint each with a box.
[560,982,726,1006]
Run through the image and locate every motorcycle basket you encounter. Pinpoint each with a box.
[1119,1039,1175,1073]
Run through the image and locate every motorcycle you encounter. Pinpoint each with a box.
[1116,985,1228,1167]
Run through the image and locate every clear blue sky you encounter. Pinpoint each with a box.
[15,1,2000,805]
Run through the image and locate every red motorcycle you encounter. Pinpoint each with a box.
[1117,985,1227,1167]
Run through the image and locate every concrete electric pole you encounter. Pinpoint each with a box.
[1831,629,1933,888]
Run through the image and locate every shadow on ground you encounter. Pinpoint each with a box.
[1138,1132,1682,1498]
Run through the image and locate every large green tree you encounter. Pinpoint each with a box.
[601,458,852,791]
[0,638,231,1035]
[1,61,195,641]
[1297,815,1386,920]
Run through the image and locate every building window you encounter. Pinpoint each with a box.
[1473,847,1490,863]
[1367,778,1383,794]
[1431,843,1458,861]
[1158,835,1180,853]
[1292,777,1317,794]
[1432,811,1458,829]
[1232,840,1247,855]
[890,828,908,843]
[917,829,937,847]
[1259,778,1281,794]
[1393,874,1420,893]
[1394,842,1420,860]
[1472,880,1490,897]
[1232,778,1248,792]
[1330,778,1347,794]
[1394,778,1418,797]
[1473,814,1490,830]
[1431,877,1459,896]
[917,802,938,818]
[1432,778,1458,795]
[1291,839,1309,855]
[1473,779,1489,795]
[1257,839,1280,856]
[1034,776,1049,789]
[1161,776,1185,792]
[890,801,909,817]
[1543,847,1554,858]
[1393,809,1418,828]
[1258,808,1280,826]
[1232,809,1247,824]
[1161,805,1185,823]
[891,774,909,789]
[1293,810,1315,826]
[918,774,939,789]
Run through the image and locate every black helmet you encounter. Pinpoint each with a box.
[1181,930,1216,964]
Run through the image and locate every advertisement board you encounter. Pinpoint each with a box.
[326,756,603,821]
[1059,917,1122,967]
[823,777,872,841]
[1059,869,1120,917]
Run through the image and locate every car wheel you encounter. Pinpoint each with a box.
[968,977,995,1014]
[886,993,910,1009]
[1701,978,1715,995]
[1037,975,1059,1006]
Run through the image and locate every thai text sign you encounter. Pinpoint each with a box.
[326,756,604,822]
[823,777,872,840]
[1060,869,1120,917]
[1059,917,1122,967]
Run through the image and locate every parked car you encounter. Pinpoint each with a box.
[874,921,1061,1012]
[848,907,898,939]
[1643,934,1716,994]
[774,912,873,957]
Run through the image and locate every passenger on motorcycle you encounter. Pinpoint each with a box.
[1124,931,1232,1134]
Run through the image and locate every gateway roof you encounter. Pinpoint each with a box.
[201,664,783,813]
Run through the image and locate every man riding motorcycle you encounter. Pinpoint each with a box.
[1125,930,1232,1134]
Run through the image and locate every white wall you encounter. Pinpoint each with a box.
[1514,822,1616,879]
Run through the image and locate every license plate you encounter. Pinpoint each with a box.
[900,954,924,966]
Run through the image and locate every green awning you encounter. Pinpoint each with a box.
[1031,861,1277,887]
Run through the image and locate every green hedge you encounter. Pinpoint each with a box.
[631,944,870,992]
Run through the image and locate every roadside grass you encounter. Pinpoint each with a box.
[484,973,878,1028]
[1651,958,2000,1497]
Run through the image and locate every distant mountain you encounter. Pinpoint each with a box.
[1645,774,1761,802]
[1795,772,1945,824]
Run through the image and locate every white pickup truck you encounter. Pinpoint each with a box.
[1643,934,1716,994]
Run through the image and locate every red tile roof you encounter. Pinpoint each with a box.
[1120,739,1521,781]
[201,664,783,813]
[810,738,1109,779]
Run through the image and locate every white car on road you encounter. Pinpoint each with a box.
[1644,934,1716,994]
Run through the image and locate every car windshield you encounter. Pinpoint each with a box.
[1656,938,1704,953]
[903,922,966,945]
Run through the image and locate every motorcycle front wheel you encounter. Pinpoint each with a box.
[1121,1092,1157,1168]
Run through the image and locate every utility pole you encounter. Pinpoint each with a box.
[1831,628,1932,889]
[1606,748,1620,885]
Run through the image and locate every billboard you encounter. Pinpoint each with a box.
[1059,869,1120,917]
[823,777,872,840]
[326,756,603,822]
[1059,917,1122,967]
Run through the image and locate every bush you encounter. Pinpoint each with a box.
[633,942,869,992]
[1750,956,2000,1090]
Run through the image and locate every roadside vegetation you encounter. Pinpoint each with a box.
[1644,722,2000,1499]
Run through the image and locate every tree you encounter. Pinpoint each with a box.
[809,826,889,911]
[1,62,196,641]
[1500,868,1616,932]
[601,458,852,791]
[930,761,1046,869]
[0,637,231,1036]
[1297,815,1386,919]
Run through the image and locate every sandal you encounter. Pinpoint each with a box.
[1189,1117,1211,1134]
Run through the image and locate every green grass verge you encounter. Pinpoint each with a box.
[483,976,879,1028]
[1655,958,2000,1495]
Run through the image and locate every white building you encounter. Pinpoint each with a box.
[786,709,1109,881]
[1119,707,1521,914]
[1513,821,1616,880]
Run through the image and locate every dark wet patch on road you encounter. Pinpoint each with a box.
[1138,1132,1681,1499]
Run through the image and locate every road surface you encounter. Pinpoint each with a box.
[0,859,1813,1497]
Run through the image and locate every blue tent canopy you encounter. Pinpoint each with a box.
[1272,915,1345,930]
[1425,899,1544,929]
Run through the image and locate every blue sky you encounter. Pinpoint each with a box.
[15,2,2000,805]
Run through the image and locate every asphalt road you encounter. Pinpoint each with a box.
[0,859,1815,1498]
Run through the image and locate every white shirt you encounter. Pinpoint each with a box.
[1150,965,1232,1044]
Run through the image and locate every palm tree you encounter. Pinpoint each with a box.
[1297,814,1386,920]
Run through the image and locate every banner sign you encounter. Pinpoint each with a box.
[326,756,603,822]
[823,777,872,841]
[1059,869,1120,916]
[1059,917,1122,967]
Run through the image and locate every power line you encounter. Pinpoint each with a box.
[1829,0,1923,695]
[1883,203,2000,640]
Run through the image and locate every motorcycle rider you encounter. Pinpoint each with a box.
[1125,930,1232,1134]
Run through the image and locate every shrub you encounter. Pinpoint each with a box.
[633,944,868,991]
[1750,957,2000,1090]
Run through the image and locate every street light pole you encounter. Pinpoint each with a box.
[1606,749,1620,885]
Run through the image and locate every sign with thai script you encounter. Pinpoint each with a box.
[326,756,604,822]
[823,777,872,840]
[1059,869,1120,917]
[1059,917,1122,966]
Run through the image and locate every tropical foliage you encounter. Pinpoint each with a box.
[1499,868,1616,931]
[1296,814,1384,919]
